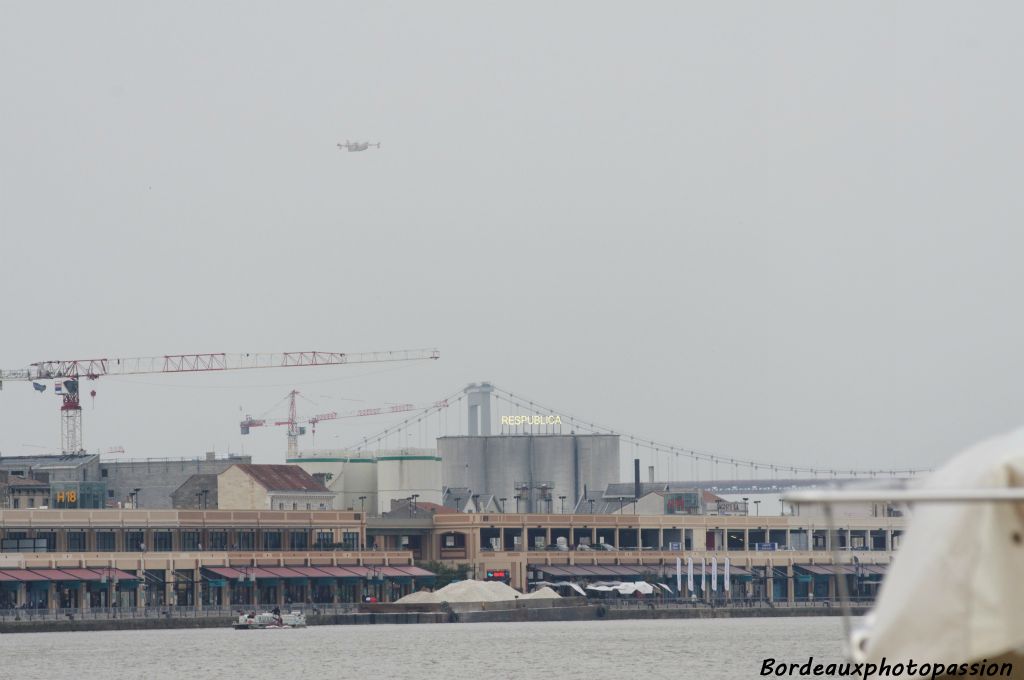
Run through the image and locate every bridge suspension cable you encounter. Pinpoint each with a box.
[488,384,931,479]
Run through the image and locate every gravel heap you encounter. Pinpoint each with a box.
[522,586,561,599]
[395,579,535,604]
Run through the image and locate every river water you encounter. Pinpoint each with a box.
[1,617,848,680]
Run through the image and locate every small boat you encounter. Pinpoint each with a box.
[233,610,307,629]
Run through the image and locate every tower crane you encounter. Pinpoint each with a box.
[240,391,449,456]
[0,349,440,454]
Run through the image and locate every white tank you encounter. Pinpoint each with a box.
[287,453,348,509]
[341,456,378,515]
[377,452,442,512]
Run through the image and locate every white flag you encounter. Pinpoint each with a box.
[687,557,694,592]
[700,558,706,592]
[724,557,731,592]
[675,557,682,595]
[711,556,718,592]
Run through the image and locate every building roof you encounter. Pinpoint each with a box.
[5,476,48,488]
[229,464,330,493]
[0,453,98,470]
[383,499,458,518]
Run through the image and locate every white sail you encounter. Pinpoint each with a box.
[857,428,1024,666]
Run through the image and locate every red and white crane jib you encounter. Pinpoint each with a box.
[0,348,440,453]
[8,348,439,381]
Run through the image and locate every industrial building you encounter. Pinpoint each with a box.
[436,434,620,513]
[287,448,442,516]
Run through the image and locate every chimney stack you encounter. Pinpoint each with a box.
[634,458,641,500]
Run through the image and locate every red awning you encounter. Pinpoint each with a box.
[260,567,306,579]
[341,566,373,578]
[393,566,435,578]
[6,570,50,581]
[27,569,73,580]
[288,567,332,578]
[0,571,21,582]
[311,566,362,578]
[377,567,409,577]
[59,569,104,581]
[205,567,245,579]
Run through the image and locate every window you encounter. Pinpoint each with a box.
[263,531,281,550]
[292,502,297,511]
[278,503,284,510]
[306,503,311,510]
[12,499,19,508]
[96,532,115,551]
[126,531,144,552]
[181,531,199,551]
[238,531,255,551]
[153,531,173,552]
[208,531,227,551]
[319,503,326,510]
[107,490,114,498]
[289,531,308,551]
[101,468,108,478]
[315,532,333,550]
[341,532,359,550]
[28,498,34,508]
[67,532,86,551]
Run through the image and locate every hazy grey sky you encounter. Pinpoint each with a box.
[1,3,1022,476]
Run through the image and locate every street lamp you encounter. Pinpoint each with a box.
[778,498,784,516]
[742,497,749,516]
[411,494,419,514]
[618,496,625,513]
[454,496,461,512]
[499,497,507,513]
[132,488,141,509]
[515,496,521,513]
[358,496,366,514]
[558,495,566,514]
[754,500,761,516]
[588,499,595,514]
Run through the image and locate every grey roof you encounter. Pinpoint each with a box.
[0,453,98,470]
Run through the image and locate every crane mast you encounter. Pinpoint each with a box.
[0,348,439,454]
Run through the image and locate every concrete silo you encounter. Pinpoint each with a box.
[437,434,619,512]
[376,453,443,512]
[341,457,378,514]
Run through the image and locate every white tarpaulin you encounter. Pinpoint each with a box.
[861,428,1024,665]
[585,581,656,596]
[711,556,718,591]
[724,557,731,592]
[675,557,682,594]
[700,558,706,592]
[687,557,694,593]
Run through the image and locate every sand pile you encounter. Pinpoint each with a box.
[522,587,561,599]
[395,579,528,604]
[395,589,441,604]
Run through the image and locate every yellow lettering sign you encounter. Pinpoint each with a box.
[500,415,563,426]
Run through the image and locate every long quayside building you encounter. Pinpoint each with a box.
[0,506,903,611]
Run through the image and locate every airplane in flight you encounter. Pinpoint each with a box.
[337,140,381,152]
